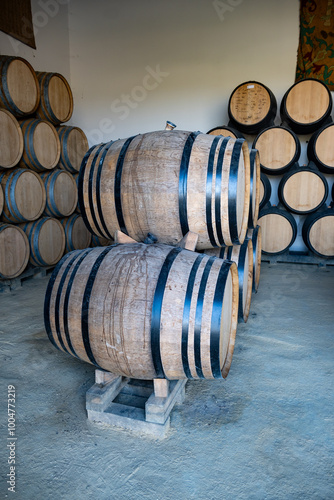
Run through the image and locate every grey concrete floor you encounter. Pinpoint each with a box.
[0,262,333,500]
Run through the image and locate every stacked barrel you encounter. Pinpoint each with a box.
[0,55,91,280]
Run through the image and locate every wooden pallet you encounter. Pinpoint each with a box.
[261,250,334,266]
[86,370,187,439]
[0,265,55,293]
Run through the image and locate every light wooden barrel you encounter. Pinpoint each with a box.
[0,56,40,117]
[205,237,253,323]
[56,126,89,173]
[0,109,24,168]
[19,118,60,172]
[228,81,277,135]
[90,234,113,247]
[20,217,65,267]
[60,214,91,252]
[207,125,244,139]
[248,149,260,228]
[252,126,301,175]
[302,207,334,258]
[0,223,30,278]
[78,131,251,249]
[280,79,332,134]
[278,164,328,214]
[44,243,239,379]
[40,170,78,218]
[0,184,3,217]
[259,172,271,210]
[0,168,46,223]
[307,123,334,174]
[247,226,262,292]
[258,205,297,255]
[35,72,73,125]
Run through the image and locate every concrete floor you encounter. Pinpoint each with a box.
[0,262,333,500]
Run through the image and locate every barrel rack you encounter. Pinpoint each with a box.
[0,264,55,293]
[261,251,334,266]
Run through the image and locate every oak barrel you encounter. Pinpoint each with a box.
[0,56,40,117]
[278,163,328,214]
[56,126,89,173]
[0,223,30,278]
[0,185,3,216]
[248,149,260,229]
[35,72,73,125]
[20,217,65,266]
[60,214,91,252]
[41,170,78,218]
[228,81,277,135]
[307,123,334,174]
[302,207,334,258]
[44,242,239,379]
[207,125,244,139]
[0,168,46,223]
[280,79,332,134]
[19,118,60,172]
[252,126,301,175]
[0,109,24,168]
[78,131,251,249]
[259,172,271,210]
[258,204,297,255]
[247,226,262,292]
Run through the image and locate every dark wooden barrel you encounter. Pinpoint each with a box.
[258,204,297,255]
[302,207,334,258]
[0,168,46,223]
[0,109,24,169]
[44,243,239,379]
[0,223,30,278]
[207,126,244,139]
[252,126,301,175]
[35,72,73,125]
[56,126,89,173]
[40,170,78,218]
[248,149,260,229]
[60,214,92,252]
[0,56,40,117]
[280,79,332,134]
[247,226,262,292]
[90,234,113,247]
[20,217,65,266]
[307,123,334,174]
[228,81,277,135]
[259,172,272,210]
[19,118,60,172]
[78,131,251,249]
[278,163,328,214]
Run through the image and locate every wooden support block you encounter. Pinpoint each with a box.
[95,370,118,386]
[145,379,187,425]
[177,231,198,251]
[153,378,169,398]
[114,230,137,244]
[86,375,129,412]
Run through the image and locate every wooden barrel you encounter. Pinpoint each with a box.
[41,170,78,218]
[252,126,301,175]
[90,234,113,247]
[44,242,239,379]
[278,164,328,214]
[0,56,40,117]
[259,172,271,210]
[302,207,334,258]
[73,173,80,213]
[19,118,60,172]
[0,109,24,168]
[60,214,92,252]
[258,204,297,255]
[207,125,244,139]
[247,226,262,292]
[0,223,30,278]
[35,72,73,125]
[248,149,260,229]
[205,238,253,323]
[0,168,46,223]
[20,217,65,267]
[0,185,3,216]
[280,79,332,134]
[78,131,251,249]
[307,123,334,174]
[56,126,89,173]
[228,81,277,135]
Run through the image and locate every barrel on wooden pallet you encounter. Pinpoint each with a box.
[0,109,24,168]
[40,170,78,218]
[78,131,251,249]
[60,214,91,252]
[302,207,334,258]
[19,118,60,172]
[0,56,40,117]
[278,163,328,214]
[0,223,30,278]
[252,126,301,175]
[247,226,262,292]
[257,204,297,255]
[207,125,244,139]
[248,149,260,229]
[259,172,271,210]
[0,168,46,223]
[20,217,65,267]
[90,234,113,247]
[56,126,89,173]
[307,123,334,174]
[228,81,277,135]
[44,242,239,379]
[205,238,253,323]
[0,185,3,216]
[280,78,332,134]
[35,72,73,125]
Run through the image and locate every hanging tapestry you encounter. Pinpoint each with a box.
[0,0,36,49]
